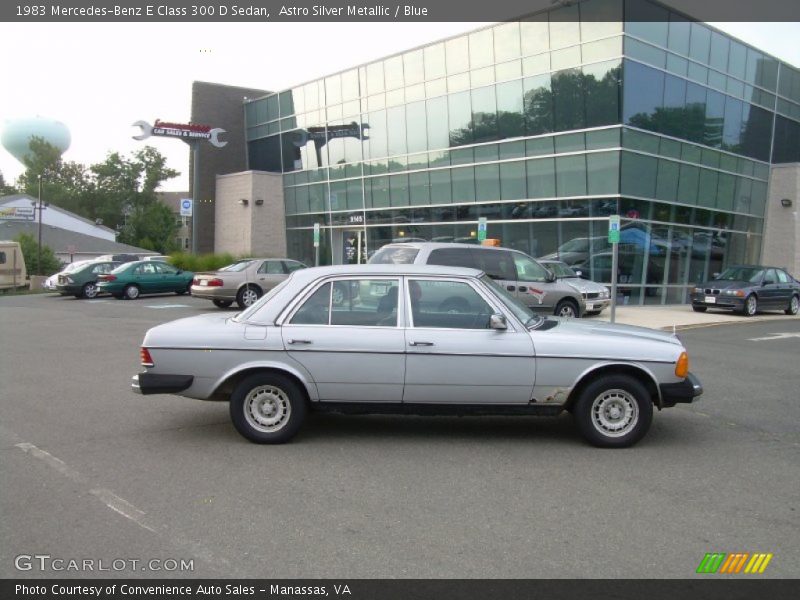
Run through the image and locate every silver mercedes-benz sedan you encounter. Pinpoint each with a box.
[132,264,702,448]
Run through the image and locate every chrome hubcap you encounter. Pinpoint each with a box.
[559,305,575,317]
[85,284,97,298]
[591,389,639,438]
[244,385,290,433]
[747,297,756,314]
[242,289,258,306]
[791,297,798,314]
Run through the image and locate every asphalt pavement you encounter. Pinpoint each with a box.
[0,293,797,579]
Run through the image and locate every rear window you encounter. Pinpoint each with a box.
[368,246,420,264]
[427,248,477,269]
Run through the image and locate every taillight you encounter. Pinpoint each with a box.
[208,278,224,287]
[192,278,199,285]
[99,274,117,282]
[140,347,154,367]
[675,351,689,378]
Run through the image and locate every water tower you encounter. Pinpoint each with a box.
[1,116,71,164]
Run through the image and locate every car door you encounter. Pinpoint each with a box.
[403,277,535,405]
[774,269,793,307]
[155,262,181,292]
[509,252,556,313]
[760,268,782,308]
[257,260,288,292]
[134,262,160,293]
[281,277,406,403]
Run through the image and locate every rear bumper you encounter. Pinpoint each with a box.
[660,372,703,407]
[190,287,236,301]
[132,373,194,395]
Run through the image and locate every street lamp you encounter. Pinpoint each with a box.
[37,174,43,275]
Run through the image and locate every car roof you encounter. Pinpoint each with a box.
[288,263,484,282]
[378,242,512,253]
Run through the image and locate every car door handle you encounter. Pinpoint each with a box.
[287,339,312,345]
[507,285,516,291]
[518,286,528,292]
[409,341,434,346]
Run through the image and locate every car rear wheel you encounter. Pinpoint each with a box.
[573,374,653,448]
[213,299,234,308]
[555,299,579,318]
[229,373,307,444]
[81,282,98,299]
[692,305,707,313]
[742,294,757,317]
[123,284,141,300]
[236,285,262,309]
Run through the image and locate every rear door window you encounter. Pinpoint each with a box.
[426,248,477,269]
[472,249,516,281]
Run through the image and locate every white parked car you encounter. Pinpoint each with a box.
[133,264,702,448]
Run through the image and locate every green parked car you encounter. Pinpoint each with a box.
[56,261,120,299]
[97,260,194,300]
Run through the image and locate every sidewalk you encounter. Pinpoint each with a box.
[588,304,798,331]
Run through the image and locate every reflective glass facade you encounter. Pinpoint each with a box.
[244,0,799,304]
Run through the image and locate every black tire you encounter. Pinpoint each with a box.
[123,284,141,300]
[176,283,191,295]
[741,294,757,317]
[572,374,653,448]
[786,295,799,316]
[229,373,307,444]
[213,299,234,308]
[555,299,579,318]
[236,285,262,309]
[692,305,707,313]
[81,282,99,299]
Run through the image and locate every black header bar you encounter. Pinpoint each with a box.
[2,0,799,22]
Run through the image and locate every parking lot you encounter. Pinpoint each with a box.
[1,292,798,578]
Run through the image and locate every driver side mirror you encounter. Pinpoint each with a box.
[574,270,583,278]
[545,271,556,283]
[489,314,507,330]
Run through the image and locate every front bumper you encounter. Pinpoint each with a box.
[584,298,610,312]
[132,373,194,395]
[660,372,703,407]
[690,293,744,311]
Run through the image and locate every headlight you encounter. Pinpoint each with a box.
[693,287,702,294]
[602,288,610,298]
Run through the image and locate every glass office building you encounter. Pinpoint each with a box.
[243,0,800,304]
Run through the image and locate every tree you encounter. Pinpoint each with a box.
[0,169,17,195]
[14,232,62,276]
[121,202,180,254]
[15,138,181,252]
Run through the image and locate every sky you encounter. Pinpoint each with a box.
[0,21,798,192]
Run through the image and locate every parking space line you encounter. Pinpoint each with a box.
[13,442,234,572]
[145,304,192,309]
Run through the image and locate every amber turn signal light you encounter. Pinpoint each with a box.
[675,351,689,378]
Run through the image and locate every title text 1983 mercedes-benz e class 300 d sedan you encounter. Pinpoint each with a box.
[132,265,702,448]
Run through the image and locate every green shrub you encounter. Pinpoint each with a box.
[170,252,237,273]
[14,232,62,276]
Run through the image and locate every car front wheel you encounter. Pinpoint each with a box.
[786,295,799,316]
[692,305,707,313]
[229,373,307,444]
[555,299,579,318]
[742,294,757,317]
[573,374,653,448]
[213,299,234,308]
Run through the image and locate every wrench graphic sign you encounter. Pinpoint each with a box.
[132,119,227,148]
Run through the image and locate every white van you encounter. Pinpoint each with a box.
[0,241,28,290]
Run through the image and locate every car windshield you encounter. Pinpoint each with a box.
[480,274,541,328]
[546,262,577,278]
[716,267,765,282]
[234,276,294,323]
[219,260,255,272]
[368,246,420,264]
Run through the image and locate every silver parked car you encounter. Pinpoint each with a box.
[369,242,587,317]
[132,264,702,448]
[539,259,611,316]
[191,258,307,309]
